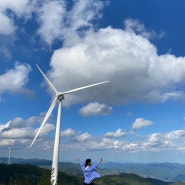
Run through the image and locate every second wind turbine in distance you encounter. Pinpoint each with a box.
[31,64,109,185]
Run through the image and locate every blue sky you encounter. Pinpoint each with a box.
[1,0,185,163]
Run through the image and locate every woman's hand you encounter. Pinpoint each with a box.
[76,158,80,163]
[99,158,103,164]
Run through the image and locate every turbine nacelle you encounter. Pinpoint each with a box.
[57,93,64,101]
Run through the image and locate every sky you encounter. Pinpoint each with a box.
[1,0,185,164]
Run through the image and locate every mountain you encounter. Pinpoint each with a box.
[95,173,173,185]
[1,157,185,182]
[101,162,185,182]
[0,163,83,185]
[0,157,51,166]
[1,163,185,185]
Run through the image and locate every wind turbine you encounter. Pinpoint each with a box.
[8,146,12,165]
[31,64,109,185]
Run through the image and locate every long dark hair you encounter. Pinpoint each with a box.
[85,159,91,167]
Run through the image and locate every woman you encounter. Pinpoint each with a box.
[76,157,103,185]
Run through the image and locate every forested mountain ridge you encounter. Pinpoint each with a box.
[0,163,185,185]
[0,163,83,185]
[96,173,185,185]
[2,157,185,182]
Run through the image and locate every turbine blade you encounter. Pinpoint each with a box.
[62,81,109,95]
[30,97,58,147]
[36,64,58,94]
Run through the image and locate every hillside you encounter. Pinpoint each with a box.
[101,162,185,182]
[2,158,185,182]
[0,163,185,185]
[0,163,83,185]
[95,173,171,185]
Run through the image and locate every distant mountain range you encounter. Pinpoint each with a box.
[101,162,185,182]
[1,157,185,182]
[1,163,185,185]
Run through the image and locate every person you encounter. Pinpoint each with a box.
[76,157,103,185]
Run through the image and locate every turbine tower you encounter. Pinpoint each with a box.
[8,147,12,165]
[31,65,109,185]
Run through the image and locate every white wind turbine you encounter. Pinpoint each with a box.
[31,64,109,185]
[8,146,12,165]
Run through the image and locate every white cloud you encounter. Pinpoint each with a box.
[67,0,104,32]
[75,132,92,141]
[0,0,105,43]
[0,12,15,35]
[104,128,126,138]
[4,1,185,108]
[36,1,66,45]
[79,102,112,116]
[36,0,104,45]
[2,1,185,106]
[132,118,153,130]
[0,0,34,35]
[90,138,124,150]
[0,0,32,17]
[0,139,15,146]
[0,114,55,147]
[148,133,160,142]
[1,115,184,153]
[48,18,185,106]
[0,119,27,132]
[61,128,76,137]
[142,130,185,151]
[0,63,31,96]
[1,128,33,139]
[37,123,55,137]
[124,18,151,39]
[165,130,185,140]
[61,137,126,151]
[124,18,165,40]
[0,121,11,131]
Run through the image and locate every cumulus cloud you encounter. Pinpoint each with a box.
[0,121,11,131]
[1,128,33,139]
[0,0,32,17]
[0,63,31,96]
[0,114,55,148]
[165,129,185,140]
[104,128,126,138]
[0,139,15,147]
[36,0,66,45]
[79,102,112,116]
[36,123,55,137]
[1,0,185,107]
[3,0,185,107]
[61,128,76,137]
[0,0,34,35]
[124,18,164,39]
[48,18,185,106]
[75,132,92,141]
[61,136,126,151]
[132,118,153,130]
[1,118,25,131]
[36,0,104,45]
[142,129,185,151]
[66,0,104,33]
[67,128,183,153]
[1,115,184,153]
[0,12,15,35]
